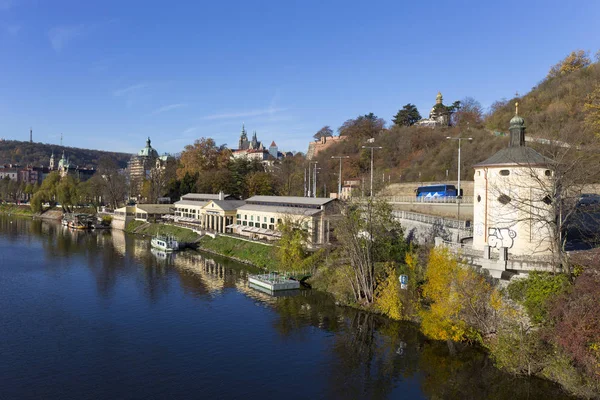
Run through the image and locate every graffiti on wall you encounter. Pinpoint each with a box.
[488,227,517,249]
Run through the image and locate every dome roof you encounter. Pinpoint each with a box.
[510,102,525,128]
[510,114,525,128]
[138,137,159,157]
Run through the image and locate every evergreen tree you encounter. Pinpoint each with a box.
[392,104,421,126]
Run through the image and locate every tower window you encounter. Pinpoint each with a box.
[499,170,510,176]
[542,195,552,205]
[477,195,481,203]
[498,194,511,205]
[545,170,552,176]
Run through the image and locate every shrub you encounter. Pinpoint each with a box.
[374,262,403,320]
[547,267,600,378]
[507,272,570,324]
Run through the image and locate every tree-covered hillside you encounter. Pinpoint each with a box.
[485,51,600,141]
[0,140,131,169]
[306,50,600,194]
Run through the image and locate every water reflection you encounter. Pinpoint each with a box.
[0,216,575,400]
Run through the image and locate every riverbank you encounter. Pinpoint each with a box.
[189,231,600,399]
[197,235,278,270]
[0,204,35,217]
[124,220,201,243]
[0,204,65,220]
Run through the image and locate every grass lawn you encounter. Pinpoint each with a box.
[198,235,279,270]
[0,204,34,216]
[125,221,200,243]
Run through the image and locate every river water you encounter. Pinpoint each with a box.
[0,216,575,400]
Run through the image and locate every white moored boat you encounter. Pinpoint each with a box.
[150,235,179,252]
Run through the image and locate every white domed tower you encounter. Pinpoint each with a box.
[472,103,554,256]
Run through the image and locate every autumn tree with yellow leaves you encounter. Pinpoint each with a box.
[584,84,600,136]
[420,248,502,343]
[547,50,591,79]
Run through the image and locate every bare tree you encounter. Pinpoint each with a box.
[485,121,600,273]
[97,156,128,209]
[333,198,407,304]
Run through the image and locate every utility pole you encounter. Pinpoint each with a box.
[313,165,321,198]
[309,161,318,197]
[446,136,472,199]
[304,168,307,197]
[362,145,382,197]
[447,135,472,241]
[331,156,350,196]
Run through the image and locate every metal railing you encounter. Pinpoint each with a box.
[381,195,474,204]
[437,239,490,258]
[392,210,472,233]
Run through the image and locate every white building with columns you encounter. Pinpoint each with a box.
[173,192,242,233]
[472,104,554,257]
[230,196,337,245]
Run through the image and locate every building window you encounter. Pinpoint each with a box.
[542,195,552,205]
[242,221,247,226]
[270,218,274,223]
[262,223,267,229]
[269,224,274,230]
[237,214,240,219]
[477,195,481,203]
[545,170,552,176]
[498,194,511,205]
[249,222,254,227]
[250,215,253,221]
[499,169,510,176]
[264,217,267,222]
[244,215,247,220]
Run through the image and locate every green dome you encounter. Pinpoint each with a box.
[138,137,159,157]
[510,114,525,128]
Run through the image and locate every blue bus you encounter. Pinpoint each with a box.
[415,184,461,200]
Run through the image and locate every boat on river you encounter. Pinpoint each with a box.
[62,213,93,230]
[151,235,179,252]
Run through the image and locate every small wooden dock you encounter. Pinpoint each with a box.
[248,273,300,292]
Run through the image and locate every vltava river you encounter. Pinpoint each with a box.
[0,216,574,399]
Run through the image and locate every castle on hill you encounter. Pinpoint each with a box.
[232,125,288,161]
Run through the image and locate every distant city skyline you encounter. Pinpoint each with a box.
[0,0,599,154]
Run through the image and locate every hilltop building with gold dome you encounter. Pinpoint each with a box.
[416,92,451,127]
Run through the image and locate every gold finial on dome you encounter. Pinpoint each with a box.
[436,91,443,104]
[515,102,519,115]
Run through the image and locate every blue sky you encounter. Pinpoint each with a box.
[0,0,599,155]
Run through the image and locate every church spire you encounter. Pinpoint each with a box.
[509,102,526,147]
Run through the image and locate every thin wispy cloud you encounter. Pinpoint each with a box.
[48,24,85,52]
[181,126,198,135]
[152,103,187,115]
[113,83,147,97]
[202,107,286,121]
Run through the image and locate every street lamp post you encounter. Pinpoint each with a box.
[446,136,472,241]
[446,136,472,198]
[362,145,382,197]
[313,166,322,197]
[331,156,350,196]
[308,161,318,197]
